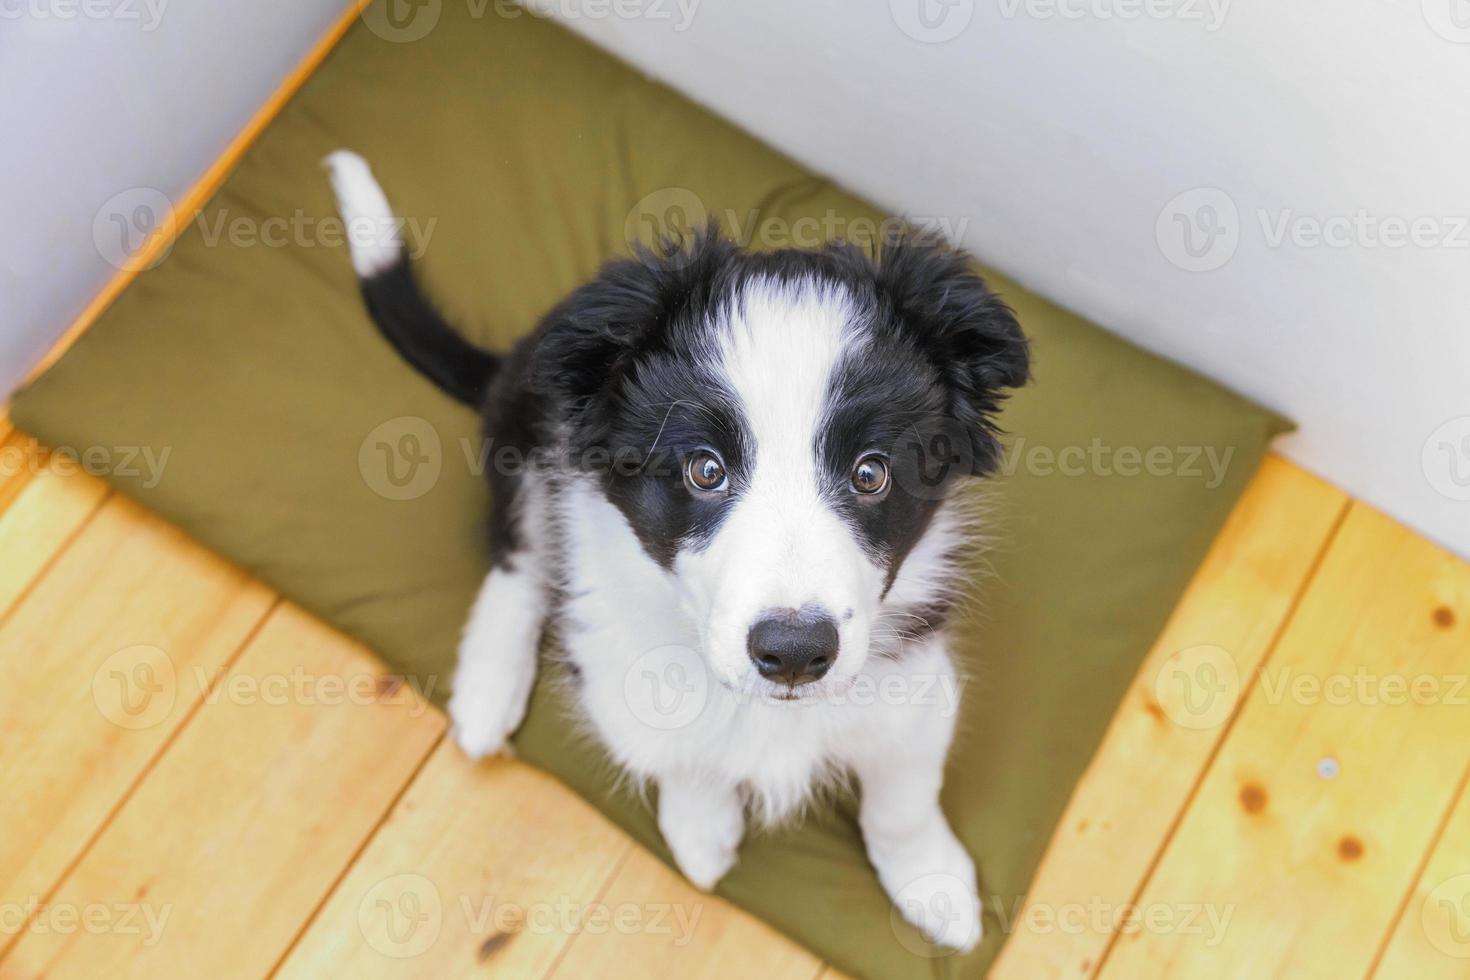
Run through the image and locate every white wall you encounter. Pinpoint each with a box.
[543,0,1470,559]
[4,0,1467,558]
[0,0,347,394]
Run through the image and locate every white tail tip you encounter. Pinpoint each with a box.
[323,149,404,277]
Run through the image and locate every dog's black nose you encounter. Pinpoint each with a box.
[747,609,838,685]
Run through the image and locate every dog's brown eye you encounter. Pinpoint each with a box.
[851,454,890,495]
[685,450,728,493]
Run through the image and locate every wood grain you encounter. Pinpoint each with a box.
[9,409,1450,980]
[1376,768,1470,977]
[0,602,443,979]
[277,745,633,979]
[0,0,1397,972]
[0,432,110,621]
[548,849,822,980]
[992,455,1348,979]
[1097,503,1470,979]
[0,493,274,963]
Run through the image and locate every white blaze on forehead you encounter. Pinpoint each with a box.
[716,276,858,490]
[684,275,882,687]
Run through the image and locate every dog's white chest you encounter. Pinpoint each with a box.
[554,479,869,820]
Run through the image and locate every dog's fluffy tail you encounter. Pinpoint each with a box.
[324,149,498,406]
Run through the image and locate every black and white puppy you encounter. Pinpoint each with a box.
[327,150,1029,951]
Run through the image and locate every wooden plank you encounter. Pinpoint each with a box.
[548,848,821,980]
[991,455,1347,979]
[0,602,444,979]
[0,432,110,621]
[1376,772,1470,977]
[0,493,273,952]
[276,747,634,978]
[0,429,38,512]
[1096,503,1470,979]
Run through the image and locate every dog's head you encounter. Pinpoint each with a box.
[539,226,1029,702]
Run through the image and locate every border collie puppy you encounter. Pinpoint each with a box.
[327,150,1029,951]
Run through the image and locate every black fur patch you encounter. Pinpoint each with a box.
[361,225,1028,576]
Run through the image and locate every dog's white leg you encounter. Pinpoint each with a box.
[858,757,981,951]
[852,646,982,952]
[448,556,547,759]
[657,774,745,891]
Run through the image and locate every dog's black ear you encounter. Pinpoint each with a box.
[532,223,736,415]
[874,230,1031,475]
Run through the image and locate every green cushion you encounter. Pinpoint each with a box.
[11,10,1287,977]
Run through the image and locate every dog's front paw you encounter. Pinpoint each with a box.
[874,829,983,953]
[890,865,983,953]
[664,822,740,892]
[447,673,532,760]
[658,781,744,891]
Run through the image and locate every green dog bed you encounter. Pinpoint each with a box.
[11,9,1286,977]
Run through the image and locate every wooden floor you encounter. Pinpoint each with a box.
[2,414,1468,979]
